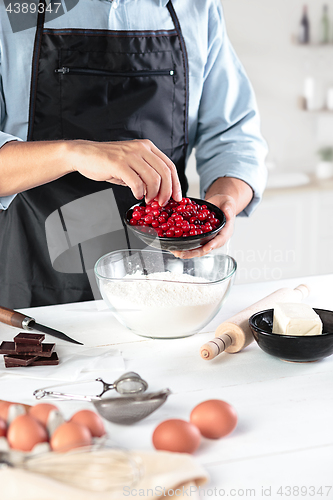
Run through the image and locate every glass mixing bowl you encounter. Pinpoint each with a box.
[94,249,237,339]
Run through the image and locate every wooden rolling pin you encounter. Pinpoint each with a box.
[200,284,310,360]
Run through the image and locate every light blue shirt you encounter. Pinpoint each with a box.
[0,0,267,214]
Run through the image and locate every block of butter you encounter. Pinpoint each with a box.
[273,303,322,336]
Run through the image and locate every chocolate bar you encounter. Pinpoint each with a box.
[4,354,39,367]
[0,341,55,357]
[15,343,43,353]
[4,352,59,368]
[30,352,59,366]
[14,332,45,344]
[0,342,17,355]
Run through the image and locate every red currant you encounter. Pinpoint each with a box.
[174,228,183,237]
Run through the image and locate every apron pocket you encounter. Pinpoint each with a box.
[58,50,176,151]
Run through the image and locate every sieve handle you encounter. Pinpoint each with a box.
[33,389,94,402]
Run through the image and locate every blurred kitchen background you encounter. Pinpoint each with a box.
[187,0,333,284]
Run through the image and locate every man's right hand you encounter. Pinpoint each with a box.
[69,139,182,206]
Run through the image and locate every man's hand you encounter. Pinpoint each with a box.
[171,177,253,259]
[171,194,236,259]
[69,139,182,207]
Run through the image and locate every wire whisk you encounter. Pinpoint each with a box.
[0,446,143,492]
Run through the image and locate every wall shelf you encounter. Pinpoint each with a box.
[302,109,333,114]
[292,41,333,48]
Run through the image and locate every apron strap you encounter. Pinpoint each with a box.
[166,1,189,146]
[27,1,47,141]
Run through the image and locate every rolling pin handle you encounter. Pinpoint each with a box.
[200,333,233,360]
[295,284,310,299]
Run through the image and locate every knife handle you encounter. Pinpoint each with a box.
[0,306,32,329]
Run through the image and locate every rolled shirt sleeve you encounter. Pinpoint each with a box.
[194,0,267,216]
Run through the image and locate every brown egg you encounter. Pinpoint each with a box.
[0,401,14,421]
[70,409,106,438]
[0,417,6,437]
[0,401,27,424]
[190,399,237,439]
[7,414,48,451]
[29,403,59,427]
[50,422,92,452]
[152,419,201,454]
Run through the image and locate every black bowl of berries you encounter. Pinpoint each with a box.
[124,197,226,251]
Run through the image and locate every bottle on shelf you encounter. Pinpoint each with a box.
[299,5,310,44]
[326,86,333,110]
[320,5,330,44]
[303,76,316,110]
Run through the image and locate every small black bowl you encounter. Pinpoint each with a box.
[249,308,333,362]
[124,197,226,252]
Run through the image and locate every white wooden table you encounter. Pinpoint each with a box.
[0,274,332,499]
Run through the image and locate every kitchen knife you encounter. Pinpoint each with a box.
[0,306,83,345]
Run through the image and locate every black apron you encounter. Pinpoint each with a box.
[0,1,189,309]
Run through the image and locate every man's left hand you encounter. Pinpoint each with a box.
[171,194,236,259]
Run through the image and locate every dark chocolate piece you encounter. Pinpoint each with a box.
[4,354,39,367]
[33,343,56,357]
[4,362,22,368]
[14,332,45,344]
[0,341,55,357]
[30,352,59,366]
[15,343,43,353]
[0,341,17,355]
[4,352,59,368]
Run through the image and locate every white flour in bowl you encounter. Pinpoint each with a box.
[101,271,229,338]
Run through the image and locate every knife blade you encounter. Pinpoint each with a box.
[0,306,83,345]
